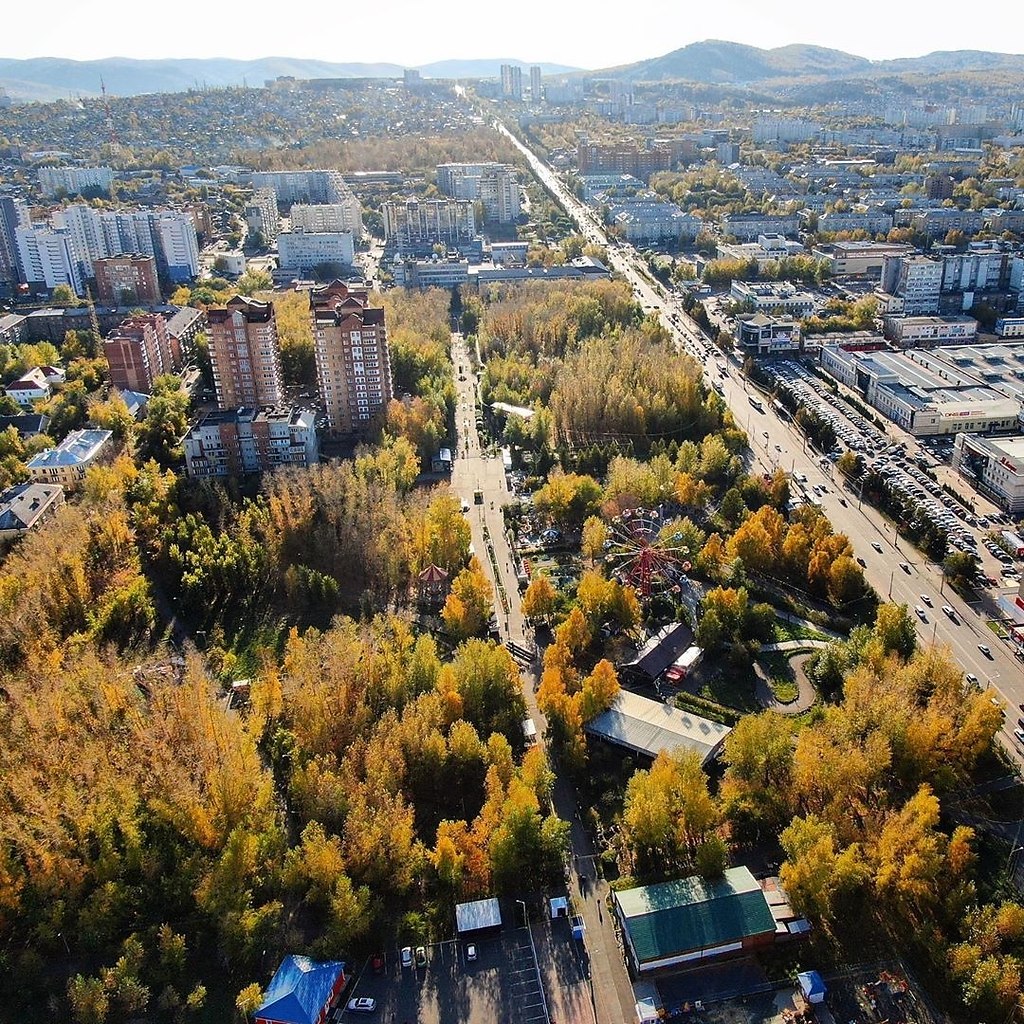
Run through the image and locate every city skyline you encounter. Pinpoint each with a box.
[3,0,1023,70]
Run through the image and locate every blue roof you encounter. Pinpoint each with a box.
[256,956,346,1024]
[798,971,827,997]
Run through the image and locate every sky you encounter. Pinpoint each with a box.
[3,0,1023,68]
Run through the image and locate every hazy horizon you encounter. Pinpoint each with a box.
[3,0,1023,70]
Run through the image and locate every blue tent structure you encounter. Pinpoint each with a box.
[255,956,346,1024]
[798,970,827,1004]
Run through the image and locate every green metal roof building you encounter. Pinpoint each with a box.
[613,867,777,975]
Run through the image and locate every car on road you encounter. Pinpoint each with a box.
[1015,727,1024,745]
[872,542,883,553]
[347,998,377,1013]
[400,947,413,969]
[415,946,427,968]
[942,605,956,619]
[920,594,932,606]
[979,645,992,658]
[915,605,927,620]
[966,673,978,684]
[900,562,911,573]
[856,557,866,567]
[465,943,477,962]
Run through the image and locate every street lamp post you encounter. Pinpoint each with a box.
[888,569,895,599]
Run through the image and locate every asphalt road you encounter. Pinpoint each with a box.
[449,334,635,1024]
[498,119,1024,747]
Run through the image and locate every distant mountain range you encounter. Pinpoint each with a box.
[594,39,1024,83]
[1,41,1023,103]
[0,56,580,102]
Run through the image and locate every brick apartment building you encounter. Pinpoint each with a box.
[207,295,284,410]
[93,254,161,305]
[104,313,181,393]
[310,281,391,434]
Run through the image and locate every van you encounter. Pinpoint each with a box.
[522,718,538,746]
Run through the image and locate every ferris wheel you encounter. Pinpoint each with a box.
[605,508,692,597]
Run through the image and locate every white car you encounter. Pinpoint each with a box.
[347,998,377,1013]
[400,946,413,969]
[915,605,927,620]
[920,594,932,606]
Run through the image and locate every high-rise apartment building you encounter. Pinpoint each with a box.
[93,254,161,305]
[152,212,201,282]
[879,255,943,314]
[37,165,116,198]
[0,197,30,286]
[530,66,542,102]
[46,204,200,293]
[310,281,391,434]
[277,231,355,274]
[207,296,284,410]
[250,171,363,236]
[243,188,280,243]
[15,225,82,294]
[436,163,521,223]
[104,313,180,393]
[382,198,476,250]
[500,64,523,101]
[288,204,361,234]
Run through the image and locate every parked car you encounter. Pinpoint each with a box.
[347,999,377,1014]
[415,946,427,968]
[400,947,413,969]
[466,943,478,962]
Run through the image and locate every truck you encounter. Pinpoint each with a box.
[1002,530,1024,557]
[473,489,484,505]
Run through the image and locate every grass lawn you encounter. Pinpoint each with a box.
[758,651,800,704]
[771,619,833,644]
[693,663,761,714]
[987,619,1011,639]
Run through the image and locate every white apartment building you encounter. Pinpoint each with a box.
[721,213,800,241]
[243,188,280,242]
[37,165,115,197]
[878,255,943,315]
[152,212,201,282]
[277,231,355,273]
[383,198,476,249]
[40,204,199,291]
[611,200,700,243]
[15,225,82,294]
[250,170,362,236]
[816,210,894,235]
[752,118,821,144]
[183,407,319,478]
[288,204,361,235]
[436,163,521,223]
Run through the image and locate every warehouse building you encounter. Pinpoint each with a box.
[613,867,777,975]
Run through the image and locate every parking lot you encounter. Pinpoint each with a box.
[335,908,596,1024]
[765,360,1023,589]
